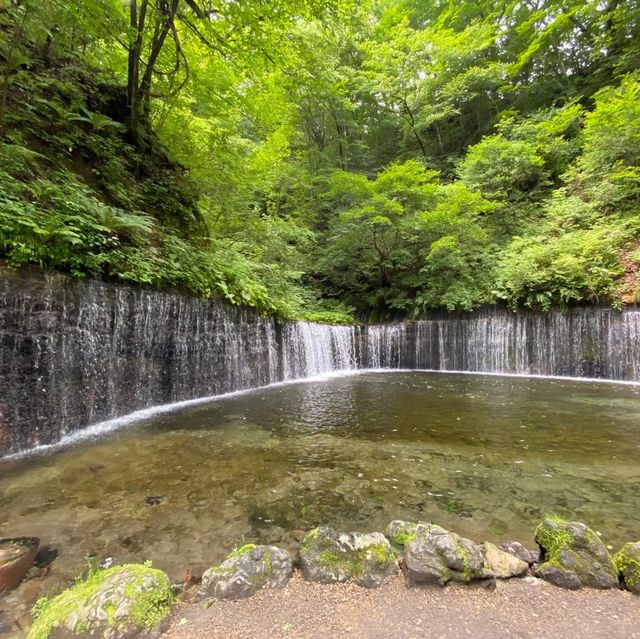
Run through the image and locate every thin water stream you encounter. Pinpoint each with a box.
[2,371,639,583]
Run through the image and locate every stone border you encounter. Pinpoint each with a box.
[11,516,640,638]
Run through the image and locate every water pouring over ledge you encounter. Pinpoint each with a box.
[0,267,639,456]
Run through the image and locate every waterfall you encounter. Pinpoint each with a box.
[375,307,640,379]
[1,268,639,456]
[280,322,359,379]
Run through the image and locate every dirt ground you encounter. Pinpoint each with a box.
[164,572,640,639]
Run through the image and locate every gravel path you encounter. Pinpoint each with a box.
[164,573,640,639]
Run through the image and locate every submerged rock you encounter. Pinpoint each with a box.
[534,517,618,590]
[614,542,640,594]
[499,541,539,566]
[482,542,528,578]
[402,523,491,586]
[299,527,397,588]
[27,563,173,639]
[199,544,292,600]
[0,537,40,592]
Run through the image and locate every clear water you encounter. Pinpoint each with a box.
[1,371,639,582]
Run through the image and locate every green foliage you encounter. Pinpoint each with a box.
[312,162,496,313]
[1,0,639,317]
[495,225,626,310]
[494,78,640,310]
[459,135,546,202]
[573,74,640,211]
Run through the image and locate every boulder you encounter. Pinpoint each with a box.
[499,541,539,566]
[614,542,640,594]
[482,542,528,578]
[533,517,618,590]
[199,545,292,600]
[386,520,427,547]
[299,527,397,588]
[27,563,173,639]
[402,523,491,586]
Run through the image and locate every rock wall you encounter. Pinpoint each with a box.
[1,267,638,456]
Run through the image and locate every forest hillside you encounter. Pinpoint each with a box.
[1,0,639,320]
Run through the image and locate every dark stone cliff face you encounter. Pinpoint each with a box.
[1,267,638,457]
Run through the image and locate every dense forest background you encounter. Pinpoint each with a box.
[0,0,638,321]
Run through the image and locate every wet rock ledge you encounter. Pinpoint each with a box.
[7,516,640,638]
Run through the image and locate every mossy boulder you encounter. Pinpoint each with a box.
[402,523,491,587]
[534,517,618,590]
[198,545,292,601]
[482,542,528,579]
[299,527,397,588]
[27,564,173,639]
[614,542,640,594]
[386,520,428,547]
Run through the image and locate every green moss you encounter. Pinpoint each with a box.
[535,516,573,559]
[129,588,174,630]
[318,549,353,572]
[614,545,640,589]
[389,525,418,547]
[300,529,320,557]
[369,543,395,567]
[318,543,394,577]
[27,564,173,639]
[306,528,320,542]
[228,544,257,559]
[263,550,273,573]
[450,535,472,582]
[31,597,51,621]
[104,601,116,626]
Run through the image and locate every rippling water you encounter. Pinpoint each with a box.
[2,372,639,581]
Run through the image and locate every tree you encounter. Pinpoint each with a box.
[124,0,353,145]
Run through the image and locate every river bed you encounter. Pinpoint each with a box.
[1,371,639,581]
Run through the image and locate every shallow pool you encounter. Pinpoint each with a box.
[2,371,640,581]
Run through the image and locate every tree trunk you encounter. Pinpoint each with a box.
[128,0,178,146]
[127,0,148,142]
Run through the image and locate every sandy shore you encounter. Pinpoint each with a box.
[164,572,640,639]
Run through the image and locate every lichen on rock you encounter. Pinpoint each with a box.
[299,527,397,588]
[401,522,491,587]
[198,544,292,601]
[614,542,640,594]
[534,516,618,590]
[27,563,173,639]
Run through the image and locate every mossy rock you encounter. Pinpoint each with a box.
[299,527,397,588]
[198,545,292,600]
[386,520,428,547]
[27,564,173,639]
[534,516,618,590]
[614,542,640,594]
[402,523,491,587]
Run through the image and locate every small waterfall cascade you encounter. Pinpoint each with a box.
[1,268,639,456]
[367,308,640,379]
[280,322,360,379]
